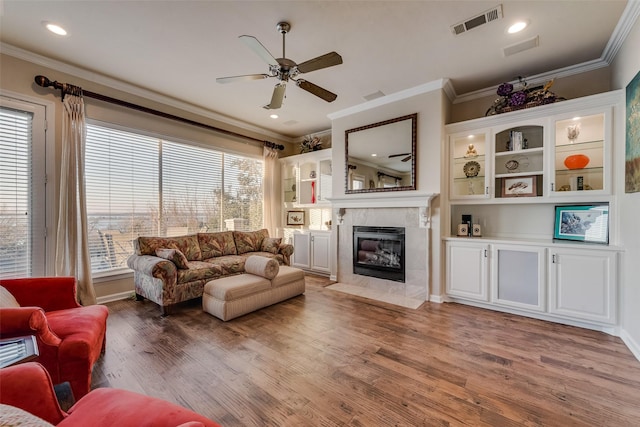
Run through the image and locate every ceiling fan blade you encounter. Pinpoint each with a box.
[216,74,270,84]
[296,80,337,102]
[402,155,412,162]
[297,52,343,74]
[239,35,279,67]
[266,83,286,109]
[389,153,411,158]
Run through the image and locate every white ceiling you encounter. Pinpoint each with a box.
[0,1,630,139]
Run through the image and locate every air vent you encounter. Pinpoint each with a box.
[451,4,503,35]
[503,36,539,57]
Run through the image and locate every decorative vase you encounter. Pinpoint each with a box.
[311,181,316,203]
[564,154,590,169]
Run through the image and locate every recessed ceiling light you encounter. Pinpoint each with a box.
[507,21,528,34]
[270,114,279,119]
[371,153,377,157]
[44,22,67,36]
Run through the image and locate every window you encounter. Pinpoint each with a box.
[85,123,264,276]
[0,99,47,279]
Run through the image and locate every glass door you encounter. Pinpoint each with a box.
[450,131,489,199]
[552,112,606,194]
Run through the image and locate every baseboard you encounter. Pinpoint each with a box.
[429,294,444,303]
[620,328,640,362]
[96,291,134,305]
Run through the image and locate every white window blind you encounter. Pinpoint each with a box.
[85,126,159,274]
[0,107,33,278]
[85,123,264,276]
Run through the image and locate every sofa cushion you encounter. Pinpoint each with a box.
[271,265,305,288]
[198,231,236,258]
[176,261,223,284]
[260,237,282,254]
[155,248,189,269]
[244,255,280,280]
[137,235,202,261]
[233,229,269,254]
[204,274,271,301]
[0,286,20,308]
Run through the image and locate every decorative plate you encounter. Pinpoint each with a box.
[463,161,480,177]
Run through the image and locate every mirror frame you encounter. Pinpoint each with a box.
[344,113,417,194]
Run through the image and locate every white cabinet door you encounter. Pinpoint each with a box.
[491,244,546,312]
[548,248,617,324]
[446,241,489,301]
[291,232,311,269]
[310,232,331,274]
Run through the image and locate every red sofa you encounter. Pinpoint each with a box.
[0,277,108,399]
[0,362,221,427]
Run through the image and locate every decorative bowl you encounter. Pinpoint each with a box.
[564,154,590,170]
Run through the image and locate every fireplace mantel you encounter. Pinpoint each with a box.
[327,192,438,209]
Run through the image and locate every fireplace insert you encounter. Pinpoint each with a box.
[353,226,405,282]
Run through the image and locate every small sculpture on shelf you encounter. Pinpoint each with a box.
[464,143,478,158]
[300,135,322,153]
[486,77,564,116]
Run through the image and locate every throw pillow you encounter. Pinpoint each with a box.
[0,285,20,308]
[244,255,279,280]
[233,229,268,254]
[155,248,190,269]
[260,237,282,254]
[0,404,55,427]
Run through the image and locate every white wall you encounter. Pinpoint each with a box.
[611,13,640,360]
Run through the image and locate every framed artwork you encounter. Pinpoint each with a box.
[286,210,305,226]
[501,175,537,197]
[625,69,640,193]
[553,204,609,244]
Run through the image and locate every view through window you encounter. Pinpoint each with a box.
[85,123,263,275]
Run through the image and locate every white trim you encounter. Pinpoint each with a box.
[601,0,640,64]
[328,192,438,209]
[620,328,640,362]
[0,89,57,276]
[429,294,444,303]
[1,42,294,144]
[96,291,135,305]
[327,79,448,120]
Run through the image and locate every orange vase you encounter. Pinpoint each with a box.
[564,154,590,170]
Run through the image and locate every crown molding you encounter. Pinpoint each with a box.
[602,0,640,64]
[0,43,295,143]
[328,78,447,121]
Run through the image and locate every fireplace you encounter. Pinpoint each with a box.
[353,226,405,282]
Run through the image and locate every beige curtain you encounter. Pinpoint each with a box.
[55,93,96,305]
[263,146,279,237]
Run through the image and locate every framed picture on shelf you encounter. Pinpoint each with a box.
[501,175,537,197]
[553,204,609,244]
[286,210,305,226]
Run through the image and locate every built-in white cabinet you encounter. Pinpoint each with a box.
[548,247,617,325]
[281,149,332,207]
[446,240,489,301]
[445,238,619,330]
[447,92,617,202]
[291,230,331,275]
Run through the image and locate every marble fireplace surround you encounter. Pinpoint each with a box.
[329,193,436,308]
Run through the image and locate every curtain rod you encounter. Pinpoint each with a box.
[34,75,285,151]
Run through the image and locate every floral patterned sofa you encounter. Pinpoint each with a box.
[126,229,293,315]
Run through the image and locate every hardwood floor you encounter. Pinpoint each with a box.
[93,275,640,426]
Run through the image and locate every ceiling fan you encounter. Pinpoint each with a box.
[216,22,342,109]
[389,153,412,162]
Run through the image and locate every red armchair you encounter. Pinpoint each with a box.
[0,277,108,399]
[0,362,221,427]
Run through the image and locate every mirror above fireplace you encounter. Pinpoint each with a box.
[345,113,417,194]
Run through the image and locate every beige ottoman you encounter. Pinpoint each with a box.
[203,258,305,321]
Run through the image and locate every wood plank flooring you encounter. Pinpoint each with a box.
[93,275,640,426]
